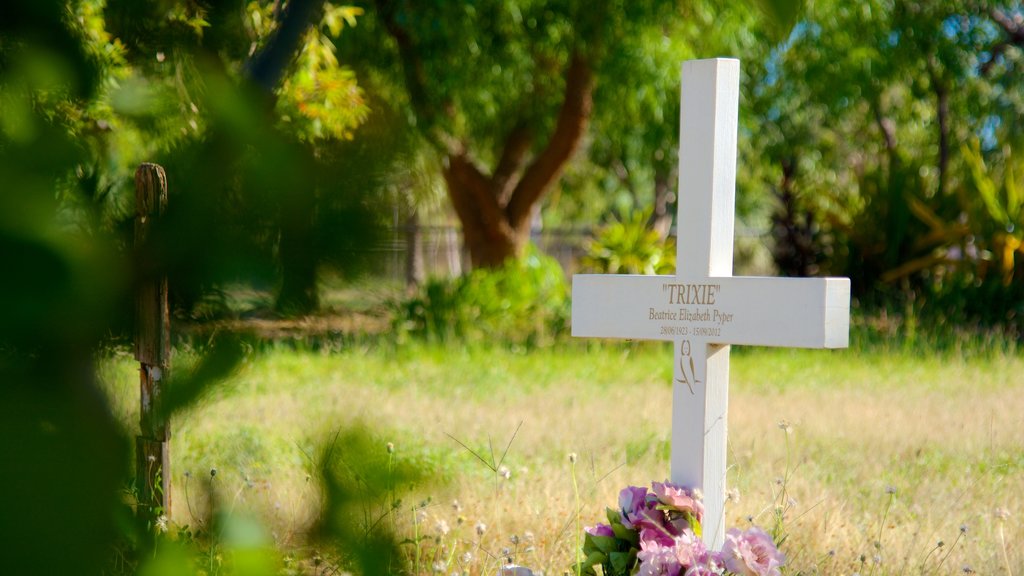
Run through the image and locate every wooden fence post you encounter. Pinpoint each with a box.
[135,163,171,524]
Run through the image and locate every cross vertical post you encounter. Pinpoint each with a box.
[670,58,739,549]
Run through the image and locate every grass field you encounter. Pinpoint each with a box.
[99,341,1024,575]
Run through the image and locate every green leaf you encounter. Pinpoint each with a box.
[754,0,804,38]
[609,550,637,576]
[585,533,618,555]
[1006,157,1022,221]
[610,521,635,543]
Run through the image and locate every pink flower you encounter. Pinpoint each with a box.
[585,523,615,538]
[619,486,649,528]
[652,481,704,521]
[673,530,707,568]
[637,538,682,576]
[721,527,785,576]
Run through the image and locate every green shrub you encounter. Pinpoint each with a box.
[581,210,675,275]
[394,246,569,346]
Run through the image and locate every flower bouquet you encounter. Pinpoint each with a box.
[577,482,784,576]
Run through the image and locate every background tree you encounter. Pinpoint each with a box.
[745,0,1024,329]
[348,1,749,269]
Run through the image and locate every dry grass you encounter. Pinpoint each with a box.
[99,343,1024,575]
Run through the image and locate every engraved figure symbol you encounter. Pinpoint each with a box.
[675,339,701,395]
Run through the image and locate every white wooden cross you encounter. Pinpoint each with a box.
[571,58,850,549]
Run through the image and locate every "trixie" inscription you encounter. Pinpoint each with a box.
[663,283,720,305]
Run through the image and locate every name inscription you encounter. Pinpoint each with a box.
[649,282,735,338]
[664,283,719,305]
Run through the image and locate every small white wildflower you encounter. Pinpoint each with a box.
[387,442,395,454]
[416,509,428,523]
[155,514,168,533]
[523,531,535,543]
[460,552,473,564]
[959,524,968,533]
[510,534,520,545]
[994,507,1010,521]
[476,521,487,536]
[452,499,463,513]
[501,547,511,556]
[962,565,975,573]
[432,560,445,573]
[499,465,511,480]
[885,485,897,495]
[777,420,793,433]
[435,519,450,536]
[568,452,577,464]
[726,488,741,503]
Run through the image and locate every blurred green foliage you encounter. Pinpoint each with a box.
[580,210,676,275]
[0,0,408,574]
[394,247,570,347]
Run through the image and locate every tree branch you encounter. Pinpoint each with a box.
[492,122,534,206]
[506,52,594,229]
[444,153,509,237]
[982,8,1024,76]
[244,0,326,93]
[928,59,949,196]
[873,100,898,156]
[374,0,453,152]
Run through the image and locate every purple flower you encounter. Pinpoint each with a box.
[652,481,704,522]
[585,523,615,538]
[639,525,676,548]
[619,486,649,528]
[637,538,682,576]
[721,527,785,576]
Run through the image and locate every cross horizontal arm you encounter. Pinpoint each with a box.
[571,274,850,348]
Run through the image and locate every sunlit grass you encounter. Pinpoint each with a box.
[98,342,1024,574]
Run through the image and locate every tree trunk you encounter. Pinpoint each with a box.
[276,185,319,314]
[442,55,594,270]
[376,0,596,271]
[404,208,424,288]
[649,167,675,239]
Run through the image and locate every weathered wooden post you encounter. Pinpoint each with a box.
[135,163,171,523]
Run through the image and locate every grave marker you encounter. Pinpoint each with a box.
[571,59,850,548]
